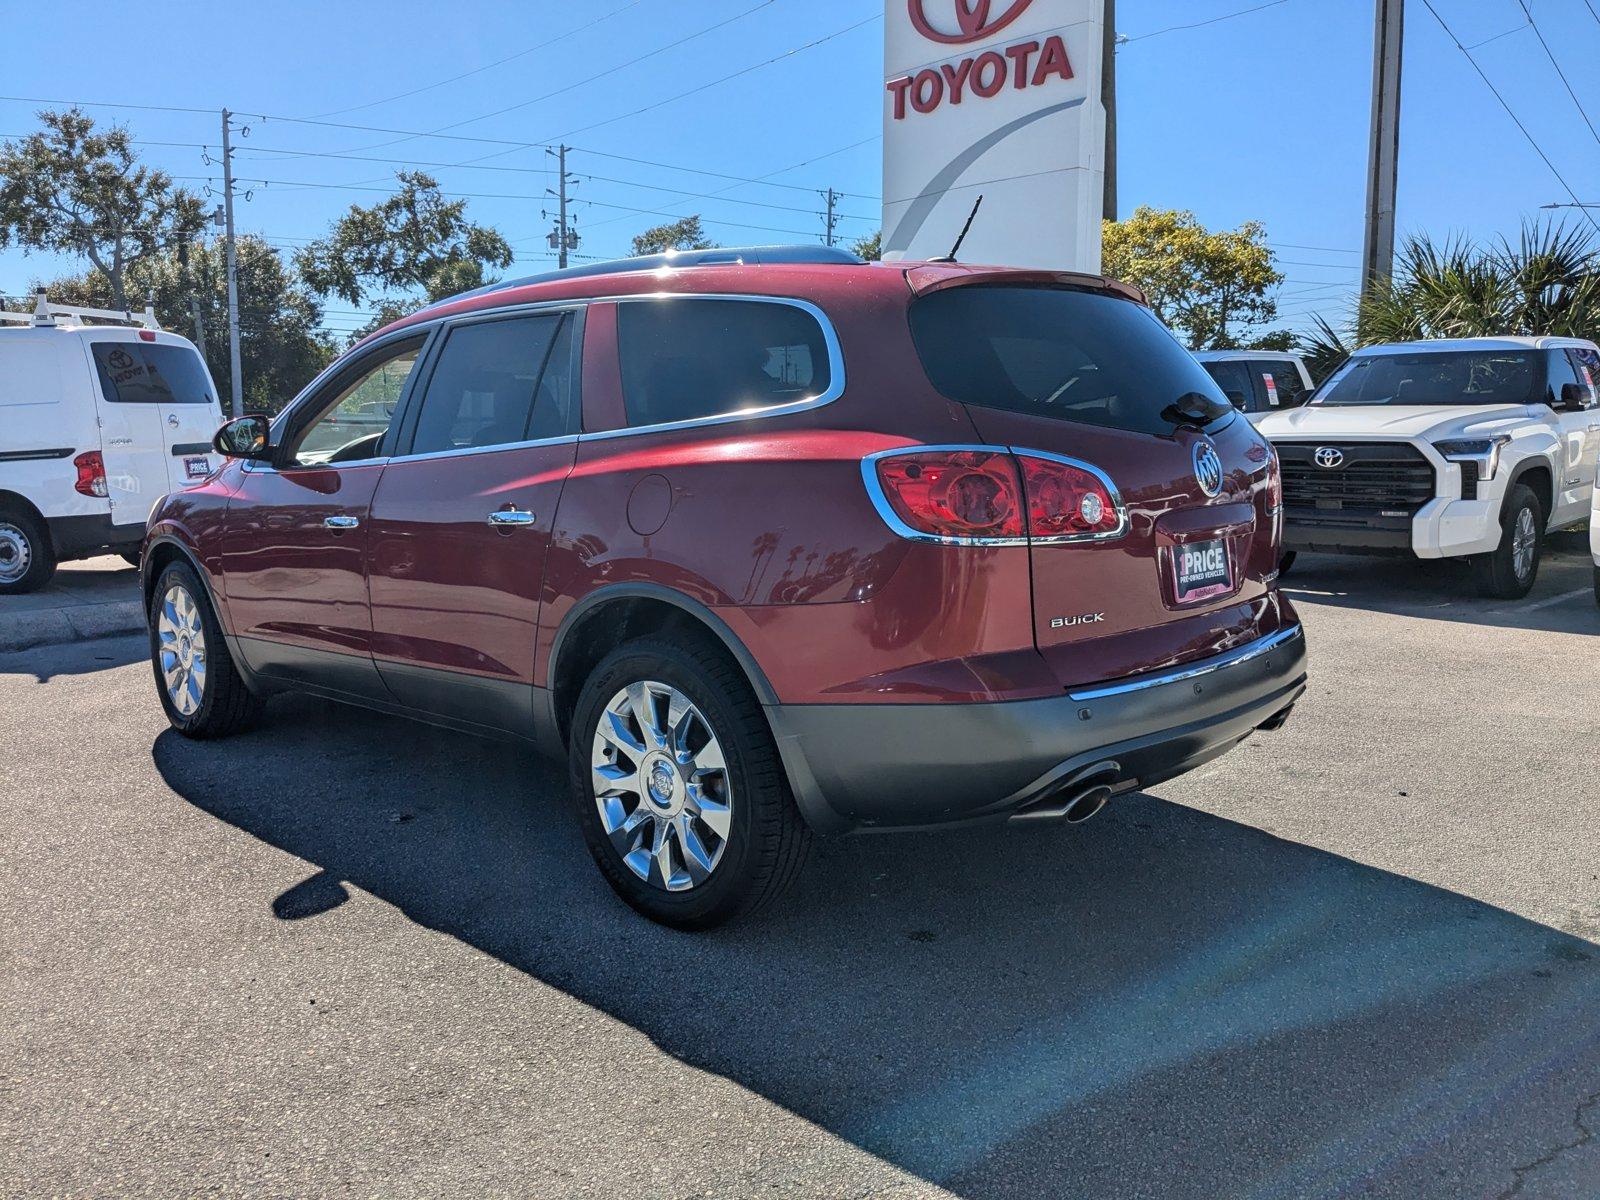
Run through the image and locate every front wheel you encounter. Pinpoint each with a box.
[569,636,810,929]
[1472,484,1543,600]
[148,561,262,738]
[0,504,57,594]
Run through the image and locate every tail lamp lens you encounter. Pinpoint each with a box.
[1017,454,1122,538]
[873,450,1024,539]
[871,449,1124,542]
[73,450,108,498]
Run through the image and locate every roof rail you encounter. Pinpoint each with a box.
[0,289,161,330]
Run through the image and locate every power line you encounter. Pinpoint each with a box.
[1123,0,1291,43]
[308,1,644,119]
[1418,0,1600,233]
[1515,0,1600,151]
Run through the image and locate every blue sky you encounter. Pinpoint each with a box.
[2,0,1598,341]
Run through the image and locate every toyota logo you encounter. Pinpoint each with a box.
[1314,446,1345,469]
[1193,440,1224,498]
[908,0,1034,44]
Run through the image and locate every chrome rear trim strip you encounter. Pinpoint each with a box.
[1067,623,1304,701]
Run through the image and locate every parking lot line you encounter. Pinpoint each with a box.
[1504,587,1592,614]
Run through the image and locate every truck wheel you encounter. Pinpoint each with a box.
[1472,484,1543,600]
[569,636,810,929]
[148,560,262,738]
[0,504,57,595]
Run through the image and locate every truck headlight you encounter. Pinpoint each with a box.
[1433,435,1510,481]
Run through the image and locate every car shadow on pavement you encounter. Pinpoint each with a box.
[151,697,1600,1200]
[1284,540,1596,635]
[0,634,147,683]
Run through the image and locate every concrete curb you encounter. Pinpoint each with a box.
[0,601,146,653]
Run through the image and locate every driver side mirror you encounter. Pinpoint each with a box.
[213,414,273,463]
[1560,382,1590,411]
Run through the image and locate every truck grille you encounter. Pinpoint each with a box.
[1277,442,1437,514]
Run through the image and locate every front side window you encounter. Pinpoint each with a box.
[911,287,1235,436]
[1259,360,1309,408]
[1200,360,1255,411]
[1311,350,1542,407]
[407,314,566,456]
[92,343,215,405]
[288,340,423,467]
[1567,348,1600,406]
[616,298,832,428]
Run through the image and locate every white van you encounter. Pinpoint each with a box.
[0,296,224,593]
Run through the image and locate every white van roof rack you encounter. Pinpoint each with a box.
[0,289,161,330]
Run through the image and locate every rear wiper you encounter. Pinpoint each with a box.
[1160,391,1232,428]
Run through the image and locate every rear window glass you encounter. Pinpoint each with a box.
[617,298,831,428]
[92,342,215,405]
[1311,350,1542,406]
[909,287,1234,436]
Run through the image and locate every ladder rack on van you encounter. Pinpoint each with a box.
[0,290,160,330]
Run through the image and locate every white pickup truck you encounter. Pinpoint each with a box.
[1256,336,1600,598]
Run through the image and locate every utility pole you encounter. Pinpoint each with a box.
[821,187,841,247]
[1102,0,1117,223]
[220,110,244,419]
[1362,0,1404,296]
[546,145,580,268]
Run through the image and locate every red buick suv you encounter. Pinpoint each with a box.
[142,246,1307,927]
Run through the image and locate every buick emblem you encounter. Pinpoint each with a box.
[908,0,1033,44]
[1314,446,1345,469]
[1193,440,1224,498]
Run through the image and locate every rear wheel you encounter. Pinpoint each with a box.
[1472,484,1543,600]
[148,561,261,738]
[0,504,56,595]
[568,636,809,929]
[1277,550,1297,578]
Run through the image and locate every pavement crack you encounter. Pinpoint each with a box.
[1496,1088,1600,1199]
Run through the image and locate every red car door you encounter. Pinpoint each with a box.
[365,309,581,734]
[221,334,428,700]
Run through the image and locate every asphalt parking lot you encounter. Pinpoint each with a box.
[3,543,1598,1199]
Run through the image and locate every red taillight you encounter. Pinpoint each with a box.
[1017,453,1124,540]
[873,449,1025,540]
[73,450,107,498]
[868,447,1124,543]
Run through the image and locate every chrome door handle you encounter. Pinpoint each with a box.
[167,414,180,428]
[487,508,536,528]
[324,515,360,530]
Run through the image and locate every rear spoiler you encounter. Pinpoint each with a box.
[903,263,1147,307]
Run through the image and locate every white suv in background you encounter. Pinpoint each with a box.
[1256,336,1600,598]
[0,296,223,593]
[1193,350,1315,423]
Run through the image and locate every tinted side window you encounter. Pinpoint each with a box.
[93,343,215,404]
[529,314,578,440]
[616,299,831,428]
[1566,349,1600,406]
[409,315,563,455]
[1201,361,1254,411]
[1258,360,1309,409]
[1547,348,1583,408]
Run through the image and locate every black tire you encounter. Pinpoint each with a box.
[120,550,142,568]
[1277,550,1297,578]
[568,635,810,929]
[0,503,57,595]
[147,560,262,738]
[1472,484,1544,600]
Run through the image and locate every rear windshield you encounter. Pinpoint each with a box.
[92,342,215,405]
[908,286,1234,436]
[1312,350,1542,406]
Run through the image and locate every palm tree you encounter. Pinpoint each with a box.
[1299,221,1600,380]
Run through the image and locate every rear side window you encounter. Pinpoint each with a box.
[909,287,1234,436]
[408,314,566,455]
[1257,359,1309,409]
[616,298,832,428]
[92,343,214,404]
[1200,360,1255,411]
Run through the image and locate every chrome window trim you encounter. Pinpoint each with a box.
[386,433,580,465]
[1067,624,1304,701]
[577,293,845,443]
[859,444,1130,547]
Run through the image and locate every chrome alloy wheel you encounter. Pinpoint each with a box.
[1512,506,1537,581]
[0,522,31,585]
[590,680,734,892]
[156,584,208,717]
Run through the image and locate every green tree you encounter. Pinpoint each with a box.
[0,108,205,312]
[296,171,512,313]
[1300,223,1600,378]
[851,229,882,261]
[1101,206,1285,349]
[630,214,715,257]
[40,235,336,414]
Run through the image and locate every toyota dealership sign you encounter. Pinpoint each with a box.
[882,0,1106,271]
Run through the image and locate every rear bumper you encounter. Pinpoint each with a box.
[766,624,1308,834]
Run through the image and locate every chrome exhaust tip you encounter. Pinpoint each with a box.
[1061,784,1112,824]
